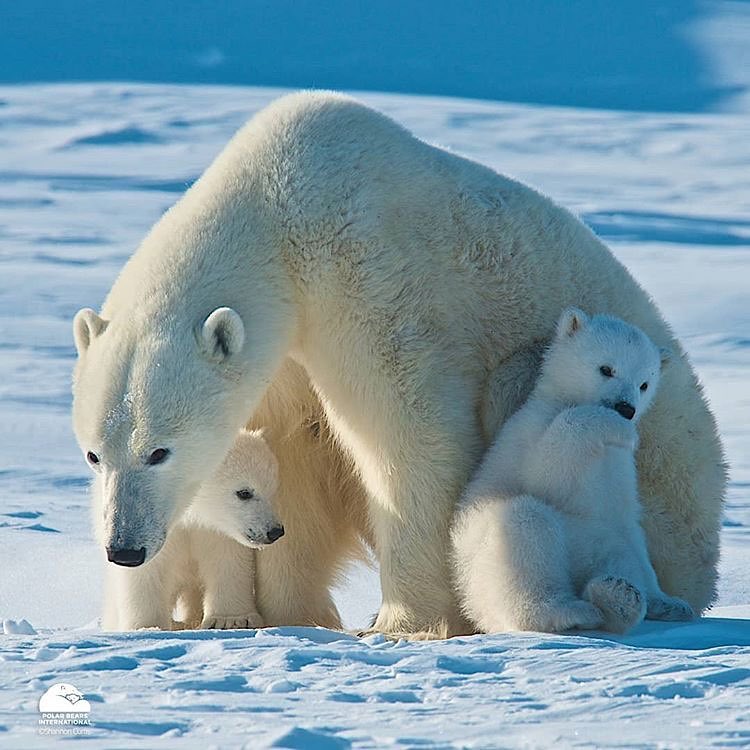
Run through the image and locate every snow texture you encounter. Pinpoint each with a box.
[0,83,748,747]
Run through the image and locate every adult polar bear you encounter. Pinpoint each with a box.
[72,91,724,637]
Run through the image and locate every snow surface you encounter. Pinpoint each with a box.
[0,84,749,747]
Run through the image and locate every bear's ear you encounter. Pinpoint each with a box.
[557,307,588,339]
[73,308,108,355]
[200,307,245,362]
[659,347,672,371]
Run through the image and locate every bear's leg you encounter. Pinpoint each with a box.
[101,572,120,630]
[453,494,603,633]
[583,576,646,634]
[175,583,204,629]
[359,429,480,638]
[635,358,725,614]
[616,529,695,623]
[103,527,193,631]
[251,448,354,630]
[255,548,342,629]
[368,500,464,638]
[105,557,175,631]
[250,360,366,629]
[337,389,487,638]
[192,528,262,630]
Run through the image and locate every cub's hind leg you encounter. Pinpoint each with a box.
[453,494,603,633]
[583,576,646,634]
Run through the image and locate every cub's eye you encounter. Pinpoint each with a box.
[236,488,255,501]
[599,366,614,378]
[640,382,648,391]
[146,448,170,466]
[86,451,100,466]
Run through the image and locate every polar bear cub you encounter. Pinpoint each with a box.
[97,427,284,630]
[183,427,284,550]
[452,308,694,634]
[173,427,285,629]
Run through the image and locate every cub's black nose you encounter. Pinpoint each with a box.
[106,547,146,567]
[266,526,285,543]
[614,401,636,420]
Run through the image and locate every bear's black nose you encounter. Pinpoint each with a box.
[614,401,636,420]
[106,547,146,567]
[266,526,285,543]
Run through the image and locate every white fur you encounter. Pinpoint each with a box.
[73,91,724,636]
[97,429,283,630]
[453,310,695,634]
[182,428,282,549]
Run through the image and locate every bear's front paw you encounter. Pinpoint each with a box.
[200,612,264,630]
[528,599,604,633]
[646,595,695,622]
[601,417,637,450]
[365,603,470,640]
[568,406,637,450]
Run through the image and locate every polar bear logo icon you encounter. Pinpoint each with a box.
[38,683,91,713]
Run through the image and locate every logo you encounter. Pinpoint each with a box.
[38,683,92,736]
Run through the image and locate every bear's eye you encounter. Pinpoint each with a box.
[146,448,170,466]
[640,382,648,391]
[86,451,100,466]
[236,488,255,501]
[599,366,614,378]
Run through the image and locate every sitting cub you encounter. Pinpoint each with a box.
[452,308,694,634]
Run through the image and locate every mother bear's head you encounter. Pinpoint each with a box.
[71,305,249,566]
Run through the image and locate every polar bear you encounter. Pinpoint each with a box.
[452,309,695,634]
[182,427,284,550]
[99,428,285,630]
[72,91,724,637]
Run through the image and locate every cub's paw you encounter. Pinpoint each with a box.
[534,599,604,633]
[570,405,637,450]
[584,576,646,634]
[601,417,638,450]
[200,612,264,630]
[646,595,695,622]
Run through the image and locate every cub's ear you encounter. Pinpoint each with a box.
[73,308,108,355]
[557,307,588,339]
[659,347,672,371]
[200,307,245,362]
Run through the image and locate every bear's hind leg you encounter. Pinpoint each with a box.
[583,576,646,634]
[453,494,603,634]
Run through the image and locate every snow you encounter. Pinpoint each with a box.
[0,82,749,747]
[2,618,750,748]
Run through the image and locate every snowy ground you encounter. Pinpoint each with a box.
[0,84,749,747]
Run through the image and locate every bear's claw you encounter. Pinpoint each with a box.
[200,612,264,630]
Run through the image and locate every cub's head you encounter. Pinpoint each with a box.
[191,428,284,549]
[540,307,670,423]
[72,305,252,566]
